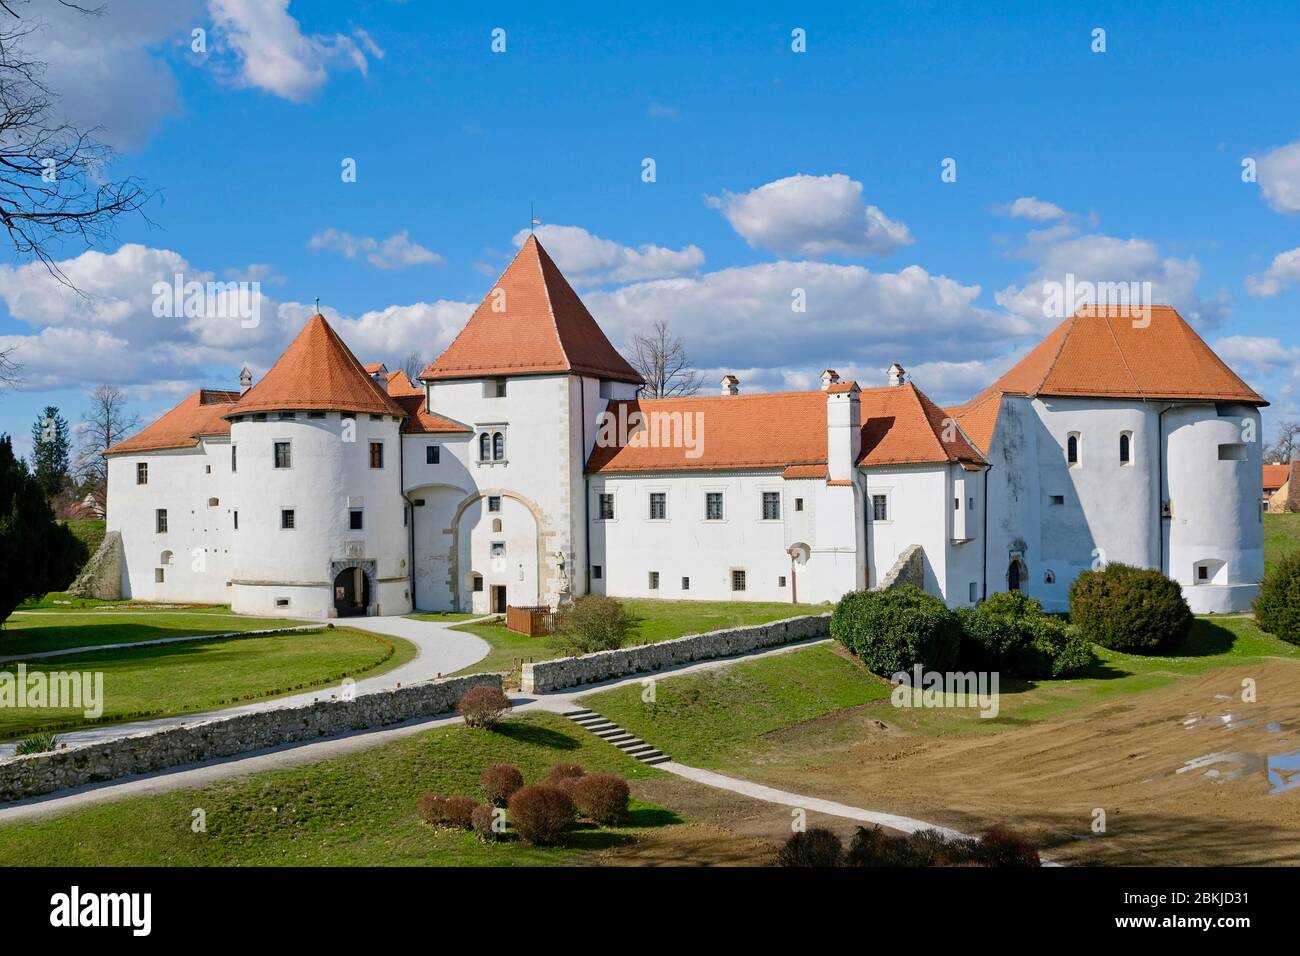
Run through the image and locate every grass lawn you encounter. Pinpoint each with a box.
[0,713,673,866]
[0,609,310,657]
[1264,511,1300,573]
[15,591,135,611]
[409,611,482,624]
[0,627,417,740]
[61,518,106,560]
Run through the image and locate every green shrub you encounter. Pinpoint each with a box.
[776,828,844,867]
[571,773,630,825]
[1068,563,1192,653]
[960,594,1093,679]
[831,585,961,675]
[553,595,631,654]
[1254,552,1300,645]
[14,732,58,755]
[480,763,525,807]
[507,784,575,846]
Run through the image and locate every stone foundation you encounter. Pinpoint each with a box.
[68,530,123,600]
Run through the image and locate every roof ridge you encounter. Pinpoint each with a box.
[530,237,574,371]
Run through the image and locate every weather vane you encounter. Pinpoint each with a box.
[315,296,320,314]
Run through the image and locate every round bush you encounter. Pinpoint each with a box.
[1254,551,1300,645]
[831,585,961,675]
[555,594,631,653]
[507,784,575,846]
[471,803,501,842]
[418,793,477,829]
[776,828,844,867]
[481,763,525,807]
[571,773,630,825]
[456,684,512,729]
[546,762,585,796]
[975,826,1040,867]
[1068,563,1192,653]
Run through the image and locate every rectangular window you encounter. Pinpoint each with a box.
[279,411,295,420]
[136,462,148,485]
[649,492,667,520]
[649,571,660,590]
[598,492,615,520]
[273,441,291,469]
[762,491,781,520]
[490,542,505,558]
[954,497,960,510]
[1217,443,1247,461]
[349,509,363,530]
[705,491,724,520]
[369,441,384,469]
[1050,495,1065,506]
[778,575,787,587]
[681,576,690,590]
[369,414,382,421]
[154,567,164,584]
[231,445,237,472]
[1198,565,1209,581]
[485,379,507,398]
[309,411,326,419]
[488,495,502,513]
[731,569,747,592]
[155,508,167,533]
[281,509,295,529]
[592,565,602,579]
[969,582,978,602]
[795,498,804,512]
[276,598,290,608]
[426,445,440,464]
[472,576,483,592]
[872,494,888,521]
[233,511,238,530]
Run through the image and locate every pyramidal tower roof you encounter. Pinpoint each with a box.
[422,235,644,384]
[228,313,404,417]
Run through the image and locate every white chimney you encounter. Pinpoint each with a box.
[887,363,907,387]
[720,374,740,396]
[826,381,861,482]
[239,366,253,395]
[820,369,840,391]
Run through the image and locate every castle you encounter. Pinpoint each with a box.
[103,236,1267,618]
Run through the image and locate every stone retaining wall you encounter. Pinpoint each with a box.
[0,672,501,803]
[521,614,829,693]
[879,544,924,590]
[69,530,123,600]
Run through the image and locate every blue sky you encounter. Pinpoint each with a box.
[2,0,1299,461]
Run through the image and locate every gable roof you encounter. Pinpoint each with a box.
[585,382,985,475]
[227,314,404,418]
[379,366,472,434]
[422,235,643,384]
[1263,463,1289,491]
[105,389,240,455]
[949,305,1267,453]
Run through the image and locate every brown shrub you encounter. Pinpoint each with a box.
[546,762,585,783]
[976,826,1040,867]
[776,828,844,867]
[480,762,525,806]
[507,784,575,846]
[417,792,477,829]
[571,773,630,825]
[456,685,511,729]
[471,803,501,842]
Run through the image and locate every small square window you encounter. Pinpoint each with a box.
[491,542,505,558]
[705,492,724,520]
[649,492,667,520]
[1050,495,1065,506]
[1198,565,1209,581]
[731,569,747,592]
[592,565,602,579]
[472,576,483,593]
[762,491,781,520]
[778,575,787,587]
[649,571,660,590]
[485,379,507,398]
[872,494,888,521]
[795,497,804,512]
[281,509,295,530]
[350,509,363,530]
[598,492,614,520]
[488,496,502,513]
[426,445,440,465]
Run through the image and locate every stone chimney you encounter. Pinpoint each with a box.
[820,369,840,391]
[887,363,907,387]
[826,381,861,482]
[239,366,253,395]
[720,374,740,397]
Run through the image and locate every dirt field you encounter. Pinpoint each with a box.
[720,659,1300,865]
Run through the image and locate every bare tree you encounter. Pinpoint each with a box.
[1264,420,1300,464]
[75,384,137,496]
[629,320,701,398]
[402,351,425,382]
[0,343,16,389]
[0,1,150,288]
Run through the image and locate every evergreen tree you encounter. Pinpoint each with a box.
[0,435,87,625]
[29,405,69,501]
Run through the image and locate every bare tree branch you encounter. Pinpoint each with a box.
[74,383,137,497]
[1264,421,1300,464]
[630,319,701,398]
[402,351,425,382]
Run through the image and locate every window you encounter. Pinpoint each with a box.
[795,497,804,512]
[871,494,888,521]
[731,569,747,592]
[1050,495,1065,506]
[281,509,295,529]
[155,567,164,583]
[1119,432,1131,464]
[205,465,211,474]
[592,565,602,579]
[309,411,326,419]
[1198,565,1209,581]
[369,414,382,421]
[705,491,724,520]
[954,497,960,510]
[155,509,167,533]
[778,575,787,587]
[598,492,615,520]
[1067,433,1079,465]
[136,462,148,484]
[279,411,295,420]
[479,433,491,461]
[492,431,505,460]
[207,497,219,507]
[484,379,507,398]
[1217,443,1247,461]
[472,575,483,592]
[490,542,505,558]
[426,445,440,465]
[969,582,978,602]
[492,518,502,532]
[276,598,290,608]
[233,511,238,530]
[349,509,363,530]
[487,495,502,513]
[649,492,667,520]
[762,491,781,520]
[369,441,384,469]
[274,441,291,469]
[649,571,660,590]
[681,576,690,590]
[231,445,237,472]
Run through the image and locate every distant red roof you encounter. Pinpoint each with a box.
[105,389,240,455]
[1263,463,1289,492]
[379,367,471,435]
[422,235,643,385]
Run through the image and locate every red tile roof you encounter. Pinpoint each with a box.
[379,367,472,434]
[586,383,985,474]
[422,235,643,384]
[949,305,1267,453]
[1263,463,1289,491]
[228,314,404,418]
[105,389,240,455]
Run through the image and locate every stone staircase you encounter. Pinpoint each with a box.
[563,709,671,765]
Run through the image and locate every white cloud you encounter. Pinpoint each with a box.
[707,173,913,258]
[308,229,443,269]
[1245,247,1300,298]
[208,0,382,102]
[1210,335,1300,377]
[1257,140,1300,214]
[511,225,703,286]
[1001,196,1069,221]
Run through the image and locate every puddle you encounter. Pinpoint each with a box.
[1267,750,1300,795]
[1176,752,1261,781]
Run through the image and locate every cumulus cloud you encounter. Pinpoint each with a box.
[308,229,443,269]
[1245,246,1300,298]
[1257,140,1300,214]
[1210,335,1300,378]
[510,224,703,286]
[1001,196,1069,221]
[707,173,913,258]
[208,0,382,102]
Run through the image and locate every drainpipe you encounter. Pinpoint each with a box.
[581,376,591,599]
[399,426,416,611]
[982,463,992,600]
[1157,405,1172,575]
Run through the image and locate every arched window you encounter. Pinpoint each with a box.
[492,431,505,461]
[1119,432,1131,464]
[479,432,491,461]
[160,550,174,565]
[1067,433,1079,465]
[492,518,502,532]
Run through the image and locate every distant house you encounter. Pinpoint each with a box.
[1264,463,1289,511]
